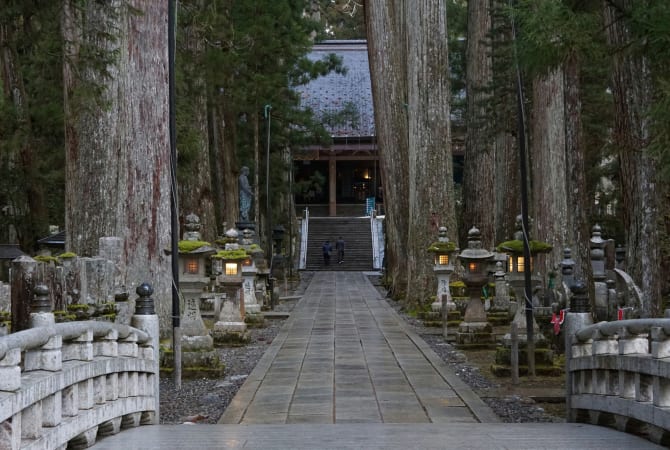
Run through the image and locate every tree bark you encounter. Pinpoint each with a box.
[604,0,662,317]
[366,0,410,298]
[563,50,591,284]
[177,14,216,241]
[530,68,568,279]
[462,0,496,248]
[0,16,47,250]
[491,1,520,244]
[64,1,172,332]
[404,0,455,306]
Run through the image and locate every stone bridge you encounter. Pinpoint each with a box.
[0,284,158,449]
[1,273,669,449]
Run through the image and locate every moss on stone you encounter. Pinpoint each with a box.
[212,249,249,260]
[34,255,59,264]
[427,241,458,253]
[58,252,77,259]
[496,240,553,254]
[178,240,211,253]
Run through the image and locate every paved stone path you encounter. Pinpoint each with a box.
[93,271,663,449]
[221,271,496,425]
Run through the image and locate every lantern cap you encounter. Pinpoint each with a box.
[176,240,215,254]
[458,226,493,261]
[427,241,458,253]
[496,239,552,255]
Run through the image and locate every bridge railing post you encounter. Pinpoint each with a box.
[565,279,593,423]
[131,282,160,424]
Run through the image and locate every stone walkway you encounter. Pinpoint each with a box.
[92,272,663,449]
[220,271,496,425]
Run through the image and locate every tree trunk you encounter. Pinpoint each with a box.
[210,93,238,232]
[64,0,172,332]
[491,1,520,244]
[177,16,216,241]
[462,0,496,248]
[605,0,662,317]
[0,17,47,250]
[366,0,410,298]
[529,68,568,280]
[563,50,591,284]
[404,0,455,307]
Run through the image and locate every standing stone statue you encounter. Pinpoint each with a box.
[239,166,252,221]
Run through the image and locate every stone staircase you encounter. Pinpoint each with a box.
[305,217,373,271]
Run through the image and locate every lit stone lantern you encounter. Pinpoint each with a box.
[456,226,494,346]
[174,213,221,372]
[210,246,249,344]
[496,215,552,343]
[427,226,458,313]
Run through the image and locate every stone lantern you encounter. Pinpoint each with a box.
[496,216,552,343]
[427,226,459,313]
[590,224,608,320]
[175,213,223,375]
[456,226,494,345]
[210,246,249,344]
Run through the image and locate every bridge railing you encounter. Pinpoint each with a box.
[0,284,159,450]
[568,317,670,445]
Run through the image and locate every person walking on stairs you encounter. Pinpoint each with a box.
[322,240,332,266]
[336,236,345,264]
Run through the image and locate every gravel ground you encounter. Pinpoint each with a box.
[159,272,561,424]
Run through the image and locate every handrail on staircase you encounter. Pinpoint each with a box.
[299,207,309,270]
[371,213,383,270]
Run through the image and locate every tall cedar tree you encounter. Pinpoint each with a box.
[63,0,173,332]
[404,0,456,307]
[367,1,456,306]
[0,1,62,250]
[462,0,496,248]
[604,0,664,316]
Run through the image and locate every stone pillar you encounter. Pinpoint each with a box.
[506,274,543,344]
[590,225,607,320]
[241,264,260,314]
[564,279,593,422]
[98,237,126,300]
[210,286,249,344]
[560,248,576,291]
[130,283,160,424]
[492,262,510,311]
[11,255,37,332]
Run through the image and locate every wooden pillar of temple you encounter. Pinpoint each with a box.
[329,158,337,217]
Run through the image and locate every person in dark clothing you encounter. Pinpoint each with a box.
[336,236,345,264]
[322,240,332,266]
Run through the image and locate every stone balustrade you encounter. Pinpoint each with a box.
[0,285,159,449]
[568,318,670,445]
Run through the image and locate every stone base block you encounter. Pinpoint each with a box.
[244,312,265,328]
[245,304,261,314]
[487,312,510,326]
[211,323,250,346]
[181,334,214,352]
[160,349,225,378]
[458,321,492,334]
[212,321,247,333]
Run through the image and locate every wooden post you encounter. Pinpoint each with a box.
[441,293,448,339]
[511,322,519,385]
